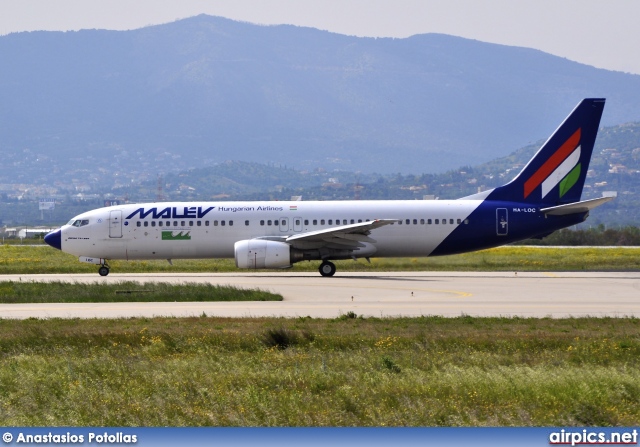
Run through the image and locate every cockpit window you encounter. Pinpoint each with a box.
[69,219,90,227]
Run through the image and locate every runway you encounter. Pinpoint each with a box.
[1,271,639,319]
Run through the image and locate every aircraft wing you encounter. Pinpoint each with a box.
[284,219,397,250]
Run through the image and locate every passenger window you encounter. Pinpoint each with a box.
[413,219,417,225]
[189,221,193,226]
[406,219,410,225]
[245,220,249,226]
[136,222,141,227]
[321,219,325,225]
[144,221,148,227]
[260,220,265,226]
[313,220,317,225]
[159,221,163,227]
[304,220,309,225]
[428,219,432,224]
[328,220,333,225]
[174,221,178,226]
[181,221,185,227]
[442,219,446,224]
[350,219,355,224]
[343,220,347,225]
[151,221,156,227]
[457,219,461,224]
[205,221,209,226]
[420,219,425,224]
[229,221,233,226]
[358,219,362,223]
[464,219,469,224]
[450,219,454,224]
[281,219,286,226]
[197,221,201,227]
[214,221,218,226]
[398,220,403,225]
[268,220,272,226]
[221,221,226,226]
[434,219,439,224]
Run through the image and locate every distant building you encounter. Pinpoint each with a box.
[608,164,627,174]
[2,227,56,238]
[20,228,56,238]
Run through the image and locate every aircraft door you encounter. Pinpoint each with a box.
[293,217,302,232]
[496,208,508,236]
[279,217,289,232]
[109,210,123,238]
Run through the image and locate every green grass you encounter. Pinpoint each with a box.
[0,316,639,426]
[0,281,282,303]
[2,245,637,426]
[2,245,640,274]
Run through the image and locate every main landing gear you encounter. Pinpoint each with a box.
[98,264,110,277]
[319,261,336,277]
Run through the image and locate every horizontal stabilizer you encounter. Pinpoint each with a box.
[540,196,613,216]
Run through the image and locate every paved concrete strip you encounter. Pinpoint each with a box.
[1,272,639,319]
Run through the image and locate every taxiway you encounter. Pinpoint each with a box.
[1,272,638,319]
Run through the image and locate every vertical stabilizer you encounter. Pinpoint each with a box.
[485,98,605,206]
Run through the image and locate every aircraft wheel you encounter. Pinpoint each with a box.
[319,261,336,277]
[98,266,110,277]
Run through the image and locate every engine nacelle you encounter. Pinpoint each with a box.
[234,239,292,269]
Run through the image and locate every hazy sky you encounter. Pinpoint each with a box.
[2,0,639,74]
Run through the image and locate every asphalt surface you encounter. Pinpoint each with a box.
[1,271,638,319]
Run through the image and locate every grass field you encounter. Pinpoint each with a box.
[2,245,640,274]
[2,245,638,427]
[0,316,639,426]
[0,281,281,303]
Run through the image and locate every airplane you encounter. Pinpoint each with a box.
[45,98,612,277]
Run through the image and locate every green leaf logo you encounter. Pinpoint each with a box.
[559,163,581,198]
[162,231,191,241]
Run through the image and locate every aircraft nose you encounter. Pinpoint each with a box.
[44,229,62,250]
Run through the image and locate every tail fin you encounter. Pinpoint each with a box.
[485,98,605,206]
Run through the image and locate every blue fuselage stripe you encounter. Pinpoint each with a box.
[431,201,586,256]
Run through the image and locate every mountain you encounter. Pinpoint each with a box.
[2,14,640,179]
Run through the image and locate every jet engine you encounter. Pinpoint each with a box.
[234,239,293,269]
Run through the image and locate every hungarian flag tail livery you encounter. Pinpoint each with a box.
[484,98,605,207]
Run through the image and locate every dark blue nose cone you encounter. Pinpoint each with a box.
[44,229,62,250]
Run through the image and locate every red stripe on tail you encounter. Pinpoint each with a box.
[523,129,581,199]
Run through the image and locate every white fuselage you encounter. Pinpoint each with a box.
[59,200,482,261]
